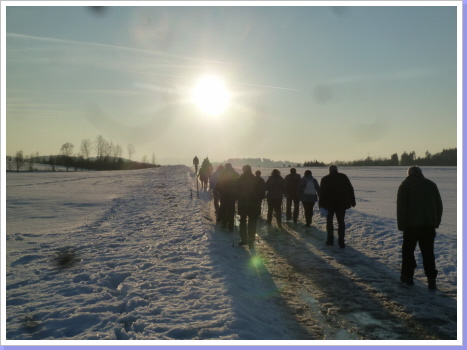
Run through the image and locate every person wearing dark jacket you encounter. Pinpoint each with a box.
[215,163,239,231]
[397,166,443,289]
[236,165,266,249]
[210,164,224,219]
[319,165,356,247]
[284,168,301,223]
[255,170,267,219]
[266,169,285,228]
[298,170,320,227]
[193,156,199,175]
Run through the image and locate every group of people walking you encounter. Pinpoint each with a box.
[192,156,444,290]
[195,157,357,250]
[193,156,213,190]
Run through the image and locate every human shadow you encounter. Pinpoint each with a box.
[256,218,457,340]
[204,209,315,340]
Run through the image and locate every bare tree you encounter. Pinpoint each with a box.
[112,144,123,160]
[28,153,35,171]
[15,150,24,172]
[152,152,156,165]
[127,144,135,161]
[60,142,74,171]
[95,135,106,161]
[107,140,121,161]
[80,139,92,161]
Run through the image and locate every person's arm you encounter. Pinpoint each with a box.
[397,182,408,231]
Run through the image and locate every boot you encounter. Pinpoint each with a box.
[400,275,414,286]
[428,278,437,290]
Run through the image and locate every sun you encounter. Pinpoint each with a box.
[191,75,231,116]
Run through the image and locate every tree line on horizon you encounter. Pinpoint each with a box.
[7,135,161,172]
[330,148,456,167]
[8,146,456,172]
[219,148,456,168]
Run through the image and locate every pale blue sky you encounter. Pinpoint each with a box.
[4,3,459,165]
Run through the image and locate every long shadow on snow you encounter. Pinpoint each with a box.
[198,191,314,340]
[257,220,457,340]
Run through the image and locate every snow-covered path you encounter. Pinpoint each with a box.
[5,166,306,341]
[4,165,458,343]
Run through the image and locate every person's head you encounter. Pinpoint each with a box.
[217,165,224,171]
[329,165,338,174]
[272,169,280,176]
[290,168,296,174]
[407,166,423,177]
[225,163,233,170]
[242,165,252,174]
[304,170,312,177]
[255,170,262,177]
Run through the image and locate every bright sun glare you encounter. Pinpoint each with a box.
[191,75,231,116]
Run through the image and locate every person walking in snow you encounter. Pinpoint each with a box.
[284,168,301,223]
[198,158,212,190]
[266,169,285,228]
[236,165,266,249]
[255,170,267,219]
[319,165,356,248]
[193,156,199,175]
[298,170,320,227]
[210,164,224,219]
[201,157,214,184]
[215,163,239,231]
[397,166,443,290]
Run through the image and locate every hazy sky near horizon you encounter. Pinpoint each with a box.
[4,2,459,165]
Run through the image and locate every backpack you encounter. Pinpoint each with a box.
[304,177,316,195]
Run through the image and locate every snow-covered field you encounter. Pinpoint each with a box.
[2,165,459,345]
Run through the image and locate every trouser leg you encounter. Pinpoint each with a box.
[213,192,220,213]
[247,213,258,244]
[310,202,315,224]
[293,199,300,222]
[326,210,335,243]
[219,198,226,225]
[303,201,312,225]
[418,228,438,279]
[225,198,236,230]
[401,231,418,278]
[267,199,273,223]
[286,198,292,220]
[274,199,282,225]
[336,209,346,245]
[239,215,248,243]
